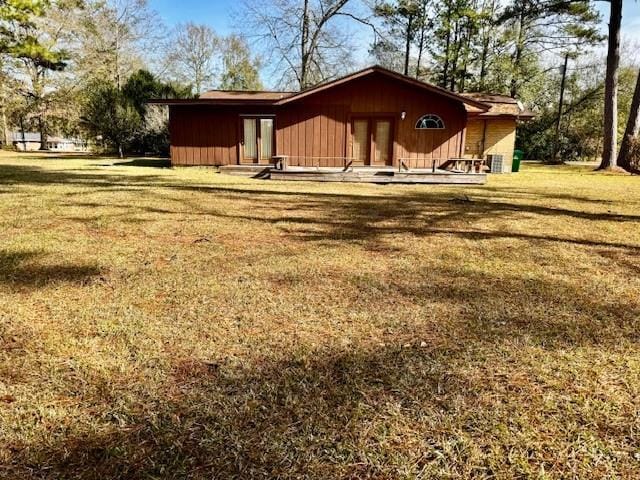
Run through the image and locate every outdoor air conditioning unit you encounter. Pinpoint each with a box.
[487,154,504,173]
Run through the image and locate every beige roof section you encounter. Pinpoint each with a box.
[461,92,535,119]
[199,90,294,101]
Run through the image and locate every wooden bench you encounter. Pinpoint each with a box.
[440,158,486,173]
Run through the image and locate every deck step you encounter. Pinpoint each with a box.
[270,170,486,184]
[219,164,273,178]
[218,165,486,184]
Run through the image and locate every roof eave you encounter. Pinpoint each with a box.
[274,66,491,111]
[468,112,536,120]
[148,99,279,106]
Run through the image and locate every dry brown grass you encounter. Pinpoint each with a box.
[0,152,639,479]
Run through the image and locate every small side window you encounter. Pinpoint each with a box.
[415,115,445,130]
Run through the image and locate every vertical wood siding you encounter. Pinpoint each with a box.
[169,72,468,168]
[170,106,240,166]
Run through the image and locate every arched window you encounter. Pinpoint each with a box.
[415,114,445,130]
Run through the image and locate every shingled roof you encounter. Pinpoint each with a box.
[151,66,492,111]
[273,66,490,111]
[461,93,535,119]
[199,90,294,101]
[153,67,534,120]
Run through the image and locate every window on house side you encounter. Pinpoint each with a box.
[415,115,445,130]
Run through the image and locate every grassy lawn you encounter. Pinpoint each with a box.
[0,152,639,479]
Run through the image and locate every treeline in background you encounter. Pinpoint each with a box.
[0,0,636,168]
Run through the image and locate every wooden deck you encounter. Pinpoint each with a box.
[218,165,487,185]
[217,165,272,178]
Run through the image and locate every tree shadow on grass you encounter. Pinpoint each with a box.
[112,158,172,168]
[2,163,639,478]
[2,161,639,225]
[596,249,640,275]
[9,346,465,479]
[161,182,640,226]
[8,338,638,478]
[0,164,167,188]
[32,168,637,253]
[5,258,640,478]
[149,187,640,252]
[394,266,640,346]
[2,161,632,256]
[0,250,104,288]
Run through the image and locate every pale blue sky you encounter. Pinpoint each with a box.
[151,0,640,40]
[596,1,640,43]
[150,0,640,86]
[153,0,238,35]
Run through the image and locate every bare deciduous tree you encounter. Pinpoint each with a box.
[220,34,263,90]
[77,0,163,88]
[163,23,220,95]
[241,0,358,88]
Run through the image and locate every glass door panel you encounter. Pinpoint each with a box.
[243,118,257,163]
[260,118,274,162]
[352,119,369,165]
[373,120,392,165]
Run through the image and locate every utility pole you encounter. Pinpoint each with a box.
[552,53,569,163]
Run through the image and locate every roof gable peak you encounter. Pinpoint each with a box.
[276,65,490,111]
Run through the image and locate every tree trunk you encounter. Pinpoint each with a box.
[0,107,8,148]
[478,0,493,91]
[458,23,473,92]
[19,117,27,151]
[300,0,310,88]
[195,66,202,95]
[442,7,452,88]
[403,14,413,76]
[599,0,622,170]
[551,53,569,163]
[38,115,48,151]
[31,67,48,151]
[617,68,640,171]
[510,10,525,98]
[416,25,425,78]
[449,21,460,91]
[415,1,427,79]
[479,39,488,90]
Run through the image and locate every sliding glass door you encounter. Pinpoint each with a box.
[241,117,274,164]
[350,117,394,166]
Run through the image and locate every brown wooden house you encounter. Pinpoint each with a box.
[154,66,532,172]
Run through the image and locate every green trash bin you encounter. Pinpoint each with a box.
[512,150,524,172]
